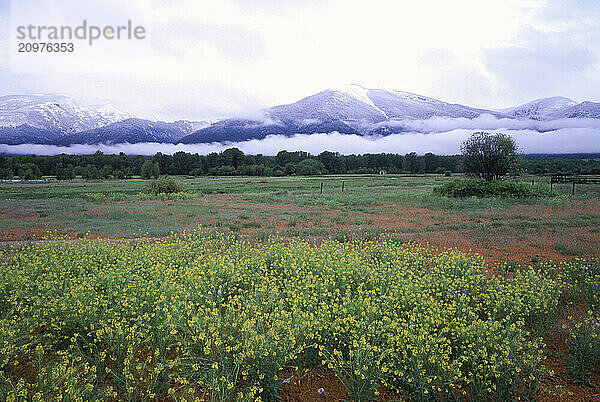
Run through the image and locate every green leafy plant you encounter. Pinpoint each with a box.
[145,176,183,195]
[434,178,557,198]
[567,316,600,386]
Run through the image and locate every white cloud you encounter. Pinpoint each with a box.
[2,127,599,156]
[2,0,598,120]
[375,115,600,134]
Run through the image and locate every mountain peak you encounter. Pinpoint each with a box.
[327,83,369,93]
[324,84,388,119]
[502,96,578,120]
[94,104,132,122]
[0,94,131,134]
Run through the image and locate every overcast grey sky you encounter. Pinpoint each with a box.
[1,0,599,121]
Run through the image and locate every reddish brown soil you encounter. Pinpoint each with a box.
[0,226,47,241]
[282,370,348,401]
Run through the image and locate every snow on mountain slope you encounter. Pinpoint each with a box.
[268,84,504,127]
[178,118,358,144]
[268,85,389,124]
[169,120,213,135]
[501,97,578,120]
[0,93,214,145]
[183,85,509,144]
[54,118,200,145]
[367,88,505,119]
[0,125,63,145]
[550,101,600,119]
[330,84,389,118]
[93,104,132,122]
[0,95,130,134]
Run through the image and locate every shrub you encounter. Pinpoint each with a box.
[433,178,557,198]
[145,176,183,195]
[568,317,600,385]
[562,259,600,312]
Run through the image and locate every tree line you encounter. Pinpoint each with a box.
[0,148,598,180]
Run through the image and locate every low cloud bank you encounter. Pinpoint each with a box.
[376,115,600,133]
[1,127,599,156]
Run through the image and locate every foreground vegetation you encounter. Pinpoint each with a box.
[1,175,599,263]
[0,230,598,400]
[434,178,557,198]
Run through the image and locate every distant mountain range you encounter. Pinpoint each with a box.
[0,94,130,133]
[1,86,599,146]
[54,119,210,146]
[0,94,211,145]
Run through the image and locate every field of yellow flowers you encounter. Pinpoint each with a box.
[0,229,598,401]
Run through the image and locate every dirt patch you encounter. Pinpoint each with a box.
[282,370,348,402]
[0,226,48,241]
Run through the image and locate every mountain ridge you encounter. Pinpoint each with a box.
[0,86,598,145]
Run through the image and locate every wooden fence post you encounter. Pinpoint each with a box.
[341,181,344,192]
[572,180,575,196]
[320,182,323,194]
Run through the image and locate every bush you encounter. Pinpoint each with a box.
[434,178,557,198]
[568,317,600,386]
[145,176,183,195]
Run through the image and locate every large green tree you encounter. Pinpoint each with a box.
[461,132,522,181]
[140,160,154,179]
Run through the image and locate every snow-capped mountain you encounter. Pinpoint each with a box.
[550,101,600,119]
[0,94,130,134]
[269,84,505,125]
[179,118,358,144]
[93,104,132,123]
[54,118,207,145]
[169,120,213,134]
[501,97,578,120]
[268,85,391,124]
[180,84,507,143]
[0,95,212,145]
[0,87,599,146]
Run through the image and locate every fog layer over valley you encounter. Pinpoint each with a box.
[2,127,599,156]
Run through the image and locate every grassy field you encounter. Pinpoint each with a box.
[0,175,599,401]
[1,175,599,263]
